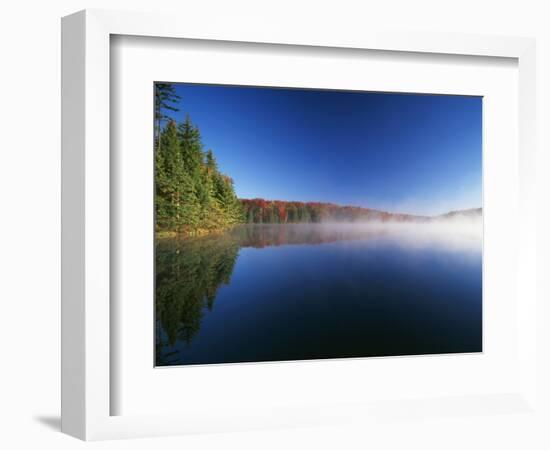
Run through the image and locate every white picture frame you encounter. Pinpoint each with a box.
[61,9,537,441]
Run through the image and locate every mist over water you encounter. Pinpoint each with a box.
[156,219,482,366]
[230,219,482,253]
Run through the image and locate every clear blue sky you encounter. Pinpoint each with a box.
[163,83,482,216]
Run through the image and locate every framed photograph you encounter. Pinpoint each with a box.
[153,82,484,367]
[61,9,538,440]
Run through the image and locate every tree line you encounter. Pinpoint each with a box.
[240,198,423,224]
[155,83,243,235]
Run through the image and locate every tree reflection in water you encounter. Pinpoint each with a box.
[155,223,480,365]
[155,224,361,365]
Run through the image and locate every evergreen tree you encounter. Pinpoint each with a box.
[156,120,200,232]
[156,110,244,234]
[208,150,243,226]
[178,115,203,172]
[178,116,214,231]
[155,83,180,151]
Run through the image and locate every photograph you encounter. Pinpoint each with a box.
[154,82,483,367]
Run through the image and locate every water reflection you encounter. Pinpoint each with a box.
[155,233,240,364]
[155,223,482,366]
[231,222,481,252]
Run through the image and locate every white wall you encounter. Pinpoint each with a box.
[0,1,548,448]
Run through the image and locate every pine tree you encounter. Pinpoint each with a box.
[156,120,200,232]
[207,149,243,227]
[155,83,180,151]
[156,110,244,234]
[178,115,203,172]
[178,116,212,231]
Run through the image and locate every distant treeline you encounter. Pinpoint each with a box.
[240,198,425,224]
[155,84,243,235]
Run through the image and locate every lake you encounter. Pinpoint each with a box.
[155,223,482,366]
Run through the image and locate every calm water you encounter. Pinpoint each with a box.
[155,223,482,366]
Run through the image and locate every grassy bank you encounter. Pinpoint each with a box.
[156,226,239,239]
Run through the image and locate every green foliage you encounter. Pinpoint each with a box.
[154,83,181,149]
[155,234,240,361]
[155,95,243,234]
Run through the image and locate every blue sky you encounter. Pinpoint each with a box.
[162,83,482,216]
